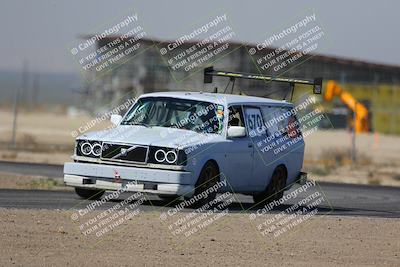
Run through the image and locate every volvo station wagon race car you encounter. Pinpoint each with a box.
[64,68,321,206]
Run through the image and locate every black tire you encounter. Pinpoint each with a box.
[253,166,287,205]
[190,161,219,208]
[75,187,105,200]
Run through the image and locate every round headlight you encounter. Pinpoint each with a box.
[92,143,102,156]
[165,151,177,164]
[80,142,92,156]
[155,149,166,162]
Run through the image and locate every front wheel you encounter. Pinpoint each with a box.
[74,187,105,200]
[189,161,220,208]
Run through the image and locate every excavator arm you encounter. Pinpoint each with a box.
[324,80,369,133]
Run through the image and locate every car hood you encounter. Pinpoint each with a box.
[77,125,223,149]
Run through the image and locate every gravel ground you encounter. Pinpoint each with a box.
[0,208,399,267]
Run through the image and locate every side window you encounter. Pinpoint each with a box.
[285,108,302,138]
[228,106,245,127]
[244,106,266,137]
[261,106,301,138]
[261,106,283,136]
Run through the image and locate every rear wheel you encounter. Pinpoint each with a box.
[74,187,105,200]
[190,161,219,208]
[253,166,287,205]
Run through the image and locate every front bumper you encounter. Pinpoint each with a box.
[64,162,194,195]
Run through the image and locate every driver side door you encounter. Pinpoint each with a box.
[220,105,254,192]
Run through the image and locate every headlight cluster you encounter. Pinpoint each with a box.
[76,140,103,158]
[155,149,177,163]
[148,146,187,166]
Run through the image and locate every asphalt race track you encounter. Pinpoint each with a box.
[0,160,399,218]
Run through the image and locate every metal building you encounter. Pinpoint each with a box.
[84,36,400,134]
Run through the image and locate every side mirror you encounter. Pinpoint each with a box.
[227,126,246,138]
[110,114,122,126]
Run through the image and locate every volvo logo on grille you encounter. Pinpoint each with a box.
[111,145,138,159]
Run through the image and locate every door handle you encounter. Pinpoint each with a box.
[248,143,253,148]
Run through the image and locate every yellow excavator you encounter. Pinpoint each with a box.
[324,80,369,133]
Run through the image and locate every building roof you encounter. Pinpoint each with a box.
[139,91,292,106]
[81,35,400,73]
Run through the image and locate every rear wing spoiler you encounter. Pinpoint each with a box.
[204,66,323,95]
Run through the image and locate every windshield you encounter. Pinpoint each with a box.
[120,97,225,134]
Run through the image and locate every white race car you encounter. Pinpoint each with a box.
[64,67,320,206]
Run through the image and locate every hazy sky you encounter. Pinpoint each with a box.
[1,0,399,74]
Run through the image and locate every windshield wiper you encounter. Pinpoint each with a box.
[120,121,151,127]
[131,122,152,128]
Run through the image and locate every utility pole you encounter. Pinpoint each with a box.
[391,78,396,135]
[351,101,357,163]
[340,72,356,164]
[32,74,39,108]
[11,60,28,148]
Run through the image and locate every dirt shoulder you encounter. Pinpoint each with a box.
[0,172,68,191]
[0,208,399,266]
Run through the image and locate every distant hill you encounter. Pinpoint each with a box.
[0,70,83,107]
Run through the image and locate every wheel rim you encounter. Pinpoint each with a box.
[198,164,218,193]
[271,168,285,193]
